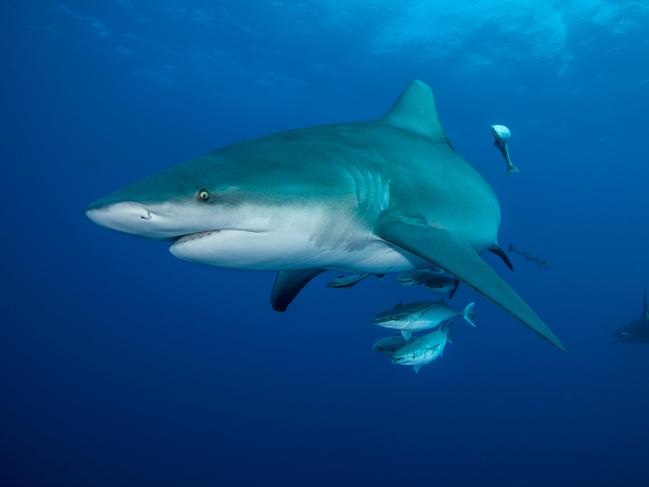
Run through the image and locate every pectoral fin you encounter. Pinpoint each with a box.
[375,215,565,351]
[270,269,324,312]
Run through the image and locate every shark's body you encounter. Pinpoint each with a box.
[86,80,564,350]
[612,288,649,344]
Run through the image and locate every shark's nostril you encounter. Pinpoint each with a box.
[84,201,157,235]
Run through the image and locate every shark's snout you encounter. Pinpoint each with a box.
[85,201,156,236]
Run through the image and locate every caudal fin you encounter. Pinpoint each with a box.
[463,302,477,327]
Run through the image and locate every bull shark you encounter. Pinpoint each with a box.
[612,287,649,344]
[85,80,564,351]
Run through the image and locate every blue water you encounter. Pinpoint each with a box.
[4,2,649,485]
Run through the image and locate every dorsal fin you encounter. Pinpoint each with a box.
[380,80,447,141]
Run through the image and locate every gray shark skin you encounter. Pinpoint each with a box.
[86,80,564,351]
[612,287,649,344]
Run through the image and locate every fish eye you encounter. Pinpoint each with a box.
[197,189,210,202]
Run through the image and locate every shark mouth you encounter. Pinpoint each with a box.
[172,228,266,245]
[168,227,274,268]
[172,230,223,244]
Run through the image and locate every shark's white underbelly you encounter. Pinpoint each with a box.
[168,204,492,273]
[169,226,426,273]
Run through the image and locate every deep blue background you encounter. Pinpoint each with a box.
[3,1,649,486]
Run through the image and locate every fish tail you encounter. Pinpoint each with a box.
[506,164,520,175]
[463,302,477,327]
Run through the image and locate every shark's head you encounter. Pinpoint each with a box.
[85,154,286,268]
[86,156,270,240]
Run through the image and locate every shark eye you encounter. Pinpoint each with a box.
[197,189,210,202]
